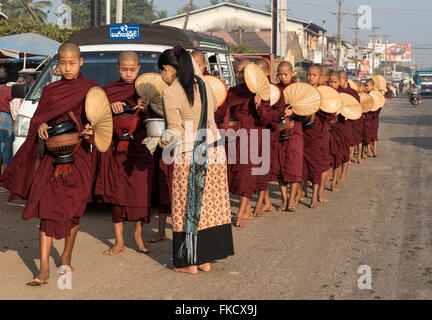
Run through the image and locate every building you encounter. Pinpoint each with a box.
[152,2,325,65]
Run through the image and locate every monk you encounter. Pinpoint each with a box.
[328,71,349,191]
[302,65,334,208]
[0,42,97,286]
[273,61,303,212]
[95,51,153,255]
[253,58,278,216]
[191,50,210,75]
[319,65,331,86]
[337,71,358,184]
[351,81,365,164]
[362,79,375,158]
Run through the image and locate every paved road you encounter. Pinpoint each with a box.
[1,96,431,300]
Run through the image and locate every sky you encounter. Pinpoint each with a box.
[47,0,432,68]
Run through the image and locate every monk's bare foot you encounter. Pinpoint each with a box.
[27,269,50,286]
[60,255,76,274]
[233,216,247,227]
[318,197,330,203]
[253,211,264,217]
[310,202,320,209]
[286,206,296,212]
[277,202,287,211]
[357,158,362,164]
[244,205,253,220]
[134,234,151,253]
[331,186,340,192]
[173,265,199,275]
[373,153,378,158]
[338,179,346,185]
[306,181,313,187]
[198,263,211,272]
[103,244,124,256]
[262,204,274,212]
[148,233,167,243]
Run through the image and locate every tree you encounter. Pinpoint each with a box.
[3,0,52,23]
[228,44,258,53]
[156,9,168,19]
[176,3,200,15]
[0,18,77,42]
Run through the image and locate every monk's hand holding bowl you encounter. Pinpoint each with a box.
[285,107,293,118]
[38,123,51,140]
[111,101,126,114]
[254,94,262,108]
[134,97,150,112]
[82,124,94,139]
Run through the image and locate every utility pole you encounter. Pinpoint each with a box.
[115,0,123,24]
[350,13,361,77]
[331,0,347,70]
[322,20,326,65]
[183,0,194,30]
[271,0,278,56]
[369,27,380,75]
[106,0,110,25]
[280,0,286,58]
[381,35,390,79]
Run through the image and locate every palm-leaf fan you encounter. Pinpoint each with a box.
[203,75,228,108]
[270,83,281,107]
[283,82,321,116]
[359,93,374,113]
[85,86,113,153]
[135,73,168,117]
[340,93,362,120]
[373,75,387,92]
[369,90,386,111]
[316,85,343,113]
[348,79,358,91]
[244,63,271,101]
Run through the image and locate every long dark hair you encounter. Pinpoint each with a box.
[158,47,195,106]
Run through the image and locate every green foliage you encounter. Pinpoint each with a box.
[228,44,258,53]
[176,3,200,15]
[293,71,307,83]
[0,18,77,43]
[2,0,52,23]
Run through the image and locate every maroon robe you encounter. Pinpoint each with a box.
[94,80,153,223]
[362,111,374,145]
[370,108,381,142]
[329,115,350,168]
[342,84,361,147]
[271,81,303,183]
[337,87,354,157]
[0,72,98,239]
[303,110,334,184]
[0,84,13,114]
[216,84,258,199]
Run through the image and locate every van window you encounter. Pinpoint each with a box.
[27,51,160,101]
[206,52,235,87]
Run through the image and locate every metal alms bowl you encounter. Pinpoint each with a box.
[144,118,166,137]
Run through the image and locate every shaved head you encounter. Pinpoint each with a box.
[237,59,251,71]
[58,42,80,58]
[117,51,139,65]
[256,59,270,75]
[339,71,348,81]
[235,59,251,84]
[321,66,331,77]
[191,50,205,63]
[191,50,207,74]
[277,61,293,72]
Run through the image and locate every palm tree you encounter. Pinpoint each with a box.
[4,0,52,23]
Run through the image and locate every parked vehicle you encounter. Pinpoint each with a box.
[12,24,235,155]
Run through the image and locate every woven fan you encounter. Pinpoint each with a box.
[316,86,343,113]
[369,90,386,111]
[283,82,321,116]
[340,93,362,120]
[244,63,271,101]
[348,79,358,92]
[85,86,113,152]
[373,75,387,92]
[270,83,281,107]
[203,75,228,108]
[135,73,168,117]
[359,93,374,112]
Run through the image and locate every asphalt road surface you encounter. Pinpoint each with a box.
[1,96,431,300]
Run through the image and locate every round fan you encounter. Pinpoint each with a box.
[339,93,362,120]
[270,83,281,107]
[316,85,343,114]
[348,79,358,92]
[85,86,113,152]
[359,92,374,113]
[203,75,228,108]
[135,73,168,117]
[373,75,387,92]
[283,82,321,116]
[369,90,386,111]
[244,63,271,101]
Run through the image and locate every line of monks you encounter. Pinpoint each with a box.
[214,59,382,227]
[0,42,383,285]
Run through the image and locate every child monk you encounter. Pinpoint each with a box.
[94,51,153,255]
[363,79,375,158]
[274,61,303,212]
[319,65,331,86]
[0,42,97,286]
[214,59,256,227]
[191,50,210,75]
[302,65,333,208]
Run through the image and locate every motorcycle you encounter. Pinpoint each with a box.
[410,90,421,106]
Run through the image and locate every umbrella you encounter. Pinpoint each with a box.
[0,33,60,58]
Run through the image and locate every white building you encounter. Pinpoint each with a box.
[152,2,326,64]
